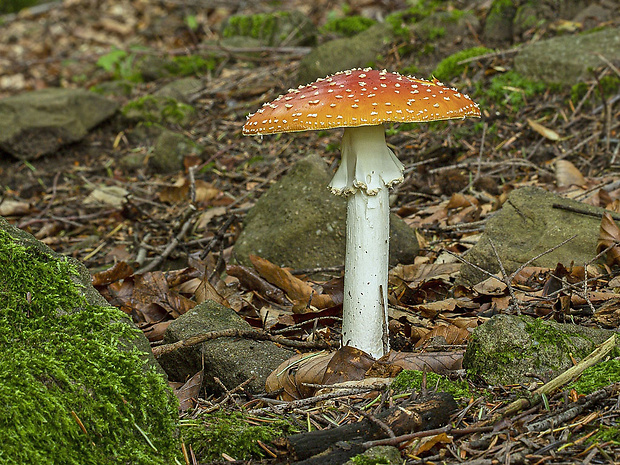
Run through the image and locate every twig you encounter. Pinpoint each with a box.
[526,384,618,432]
[248,386,383,416]
[152,328,330,358]
[136,206,197,274]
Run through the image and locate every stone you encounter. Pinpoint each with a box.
[158,300,294,395]
[122,94,196,126]
[0,216,178,463]
[220,10,317,47]
[463,314,615,385]
[0,88,118,160]
[345,445,402,465]
[233,153,419,272]
[459,186,606,285]
[514,27,620,84]
[297,22,395,85]
[484,0,518,45]
[150,129,203,173]
[154,77,203,104]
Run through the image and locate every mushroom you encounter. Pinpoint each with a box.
[243,68,480,359]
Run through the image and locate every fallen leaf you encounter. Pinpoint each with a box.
[385,350,464,374]
[249,255,333,309]
[597,212,620,265]
[527,118,560,141]
[83,185,128,207]
[555,160,585,187]
[195,275,229,307]
[175,369,204,412]
[265,351,334,400]
[92,261,134,287]
[415,323,471,348]
[0,199,31,216]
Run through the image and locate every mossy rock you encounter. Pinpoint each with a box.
[220,10,317,47]
[149,129,203,173]
[514,27,620,85]
[320,15,377,38]
[0,217,180,464]
[433,46,493,82]
[122,94,196,126]
[463,314,616,385]
[296,22,395,85]
[483,0,518,44]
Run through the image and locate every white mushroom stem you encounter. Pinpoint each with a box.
[328,125,404,359]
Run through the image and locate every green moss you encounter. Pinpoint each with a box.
[321,15,376,37]
[385,0,443,38]
[0,228,180,464]
[568,359,620,395]
[181,411,293,461]
[433,46,493,81]
[475,70,549,111]
[390,370,470,399]
[571,75,620,105]
[350,454,391,465]
[589,425,620,445]
[221,11,315,46]
[96,48,144,83]
[122,95,195,126]
[166,55,220,76]
[0,0,40,14]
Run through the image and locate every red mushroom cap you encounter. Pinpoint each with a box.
[243,68,480,136]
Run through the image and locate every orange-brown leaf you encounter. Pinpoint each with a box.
[598,212,620,265]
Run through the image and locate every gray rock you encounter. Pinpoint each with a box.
[345,446,402,465]
[122,94,196,126]
[0,216,177,462]
[0,88,118,160]
[158,300,294,395]
[514,27,620,84]
[463,314,615,385]
[233,153,419,272]
[297,22,395,85]
[484,0,518,44]
[154,77,203,104]
[220,10,317,47]
[460,186,605,285]
[150,129,203,173]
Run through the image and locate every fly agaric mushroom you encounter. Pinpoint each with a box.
[243,68,480,358]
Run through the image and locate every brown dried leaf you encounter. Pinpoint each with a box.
[92,261,134,287]
[195,276,229,307]
[389,263,461,284]
[473,277,506,296]
[0,199,32,216]
[250,255,333,309]
[415,324,471,348]
[597,212,620,266]
[385,350,464,374]
[527,118,560,141]
[592,298,620,328]
[555,160,586,187]
[446,193,478,210]
[227,264,290,306]
[322,346,375,385]
[175,369,204,412]
[265,351,334,400]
